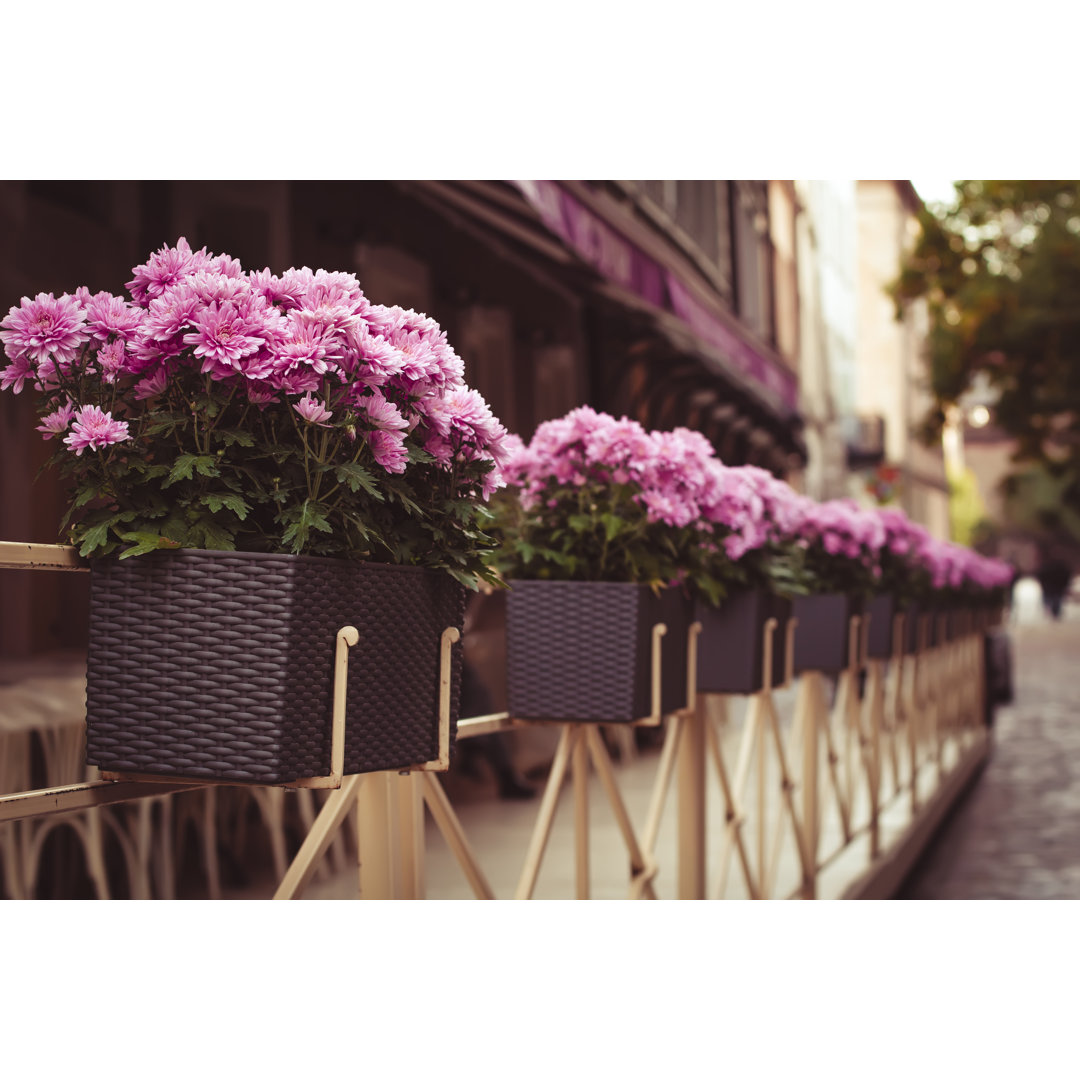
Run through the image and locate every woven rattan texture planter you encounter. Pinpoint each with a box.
[792,593,862,674]
[506,580,692,723]
[85,550,465,784]
[696,590,790,695]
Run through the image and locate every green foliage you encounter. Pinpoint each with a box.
[488,477,725,604]
[891,180,1080,513]
[46,358,502,589]
[946,462,987,547]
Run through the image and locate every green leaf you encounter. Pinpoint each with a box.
[445,567,481,591]
[406,444,436,465]
[193,519,236,551]
[601,513,625,542]
[204,493,250,520]
[72,486,99,510]
[77,522,111,558]
[383,477,423,515]
[117,532,183,559]
[334,462,384,500]
[163,454,197,488]
[281,500,334,552]
[216,429,256,448]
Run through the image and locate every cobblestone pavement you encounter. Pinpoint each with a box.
[899,615,1080,899]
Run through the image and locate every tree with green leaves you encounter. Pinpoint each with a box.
[892,180,1080,516]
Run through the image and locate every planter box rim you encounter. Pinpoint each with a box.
[89,547,443,577]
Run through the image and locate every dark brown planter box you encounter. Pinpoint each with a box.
[865,594,898,660]
[85,549,465,784]
[792,593,863,674]
[506,580,692,722]
[908,604,950,651]
[696,590,791,694]
[904,603,921,654]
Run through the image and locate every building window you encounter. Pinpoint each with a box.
[634,180,733,301]
[731,181,775,347]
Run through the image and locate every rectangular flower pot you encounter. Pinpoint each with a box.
[865,594,898,661]
[506,580,692,723]
[792,593,863,674]
[85,549,465,784]
[903,603,921,655]
[696,589,790,695]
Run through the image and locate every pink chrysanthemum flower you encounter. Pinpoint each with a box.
[249,267,309,311]
[343,326,406,387]
[63,405,130,456]
[126,237,209,305]
[140,284,204,344]
[357,390,408,432]
[270,314,332,388]
[1,292,89,364]
[293,394,333,426]
[97,339,129,383]
[246,384,277,407]
[366,428,408,473]
[35,400,76,440]
[0,353,36,394]
[79,291,144,343]
[207,253,244,278]
[183,301,269,370]
[134,366,169,400]
[184,270,252,307]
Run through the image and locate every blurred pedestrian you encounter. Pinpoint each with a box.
[1037,555,1072,620]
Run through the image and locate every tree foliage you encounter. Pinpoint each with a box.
[891,180,1080,509]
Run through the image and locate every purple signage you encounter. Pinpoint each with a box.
[511,180,798,414]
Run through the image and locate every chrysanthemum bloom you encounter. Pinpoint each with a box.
[246,384,277,407]
[293,394,333,426]
[183,301,271,373]
[248,268,309,311]
[358,390,409,432]
[1,292,90,365]
[268,315,332,392]
[343,327,406,388]
[134,366,169,401]
[0,353,36,394]
[63,405,131,456]
[126,237,209,305]
[36,400,75,439]
[365,428,408,473]
[78,291,144,343]
[97,340,128,383]
[184,270,252,307]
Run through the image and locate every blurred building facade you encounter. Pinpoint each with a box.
[0,179,805,662]
[853,180,950,537]
[792,179,858,501]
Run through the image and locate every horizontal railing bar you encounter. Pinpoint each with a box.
[0,541,86,572]
[457,712,513,738]
[0,780,206,823]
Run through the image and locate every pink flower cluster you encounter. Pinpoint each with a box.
[502,404,1015,597]
[792,497,888,573]
[700,463,810,560]
[0,239,509,493]
[915,533,1014,592]
[503,407,718,528]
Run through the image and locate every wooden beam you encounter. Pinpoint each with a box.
[0,541,86,571]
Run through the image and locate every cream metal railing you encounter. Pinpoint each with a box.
[0,540,993,900]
